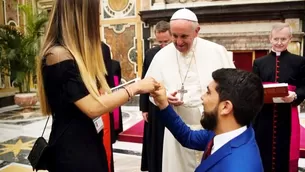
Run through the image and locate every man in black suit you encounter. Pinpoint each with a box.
[140,21,171,172]
[111,59,123,137]
[102,42,115,88]
[101,42,115,172]
[101,42,116,142]
[252,23,305,172]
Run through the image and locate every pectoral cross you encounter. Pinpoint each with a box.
[178,84,188,101]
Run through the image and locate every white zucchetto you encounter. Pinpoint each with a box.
[170,8,198,22]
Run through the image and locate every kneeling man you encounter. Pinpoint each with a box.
[151,68,264,172]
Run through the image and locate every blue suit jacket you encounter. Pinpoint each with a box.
[158,106,263,172]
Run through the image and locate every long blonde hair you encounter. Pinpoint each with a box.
[37,0,110,115]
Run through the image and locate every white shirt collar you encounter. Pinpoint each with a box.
[271,49,282,56]
[211,126,247,154]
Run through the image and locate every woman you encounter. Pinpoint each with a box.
[36,0,159,171]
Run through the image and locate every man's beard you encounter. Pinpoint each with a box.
[200,107,218,131]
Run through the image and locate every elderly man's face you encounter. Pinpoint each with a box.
[155,30,171,48]
[170,20,199,54]
[269,27,291,52]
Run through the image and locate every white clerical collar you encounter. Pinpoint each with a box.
[271,49,282,56]
[179,37,197,57]
[211,126,247,154]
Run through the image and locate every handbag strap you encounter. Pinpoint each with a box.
[40,114,74,146]
[41,116,50,137]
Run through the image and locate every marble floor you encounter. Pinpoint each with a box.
[0,103,143,172]
[0,101,304,172]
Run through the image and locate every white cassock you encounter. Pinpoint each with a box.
[145,37,235,172]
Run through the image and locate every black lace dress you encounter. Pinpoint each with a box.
[42,59,108,172]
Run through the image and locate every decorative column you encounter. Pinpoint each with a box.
[4,72,10,88]
[0,0,4,24]
[0,1,3,88]
[0,70,11,89]
[3,0,7,24]
[2,0,10,88]
[36,0,53,10]
[288,42,301,56]
[285,18,303,56]
[0,74,2,88]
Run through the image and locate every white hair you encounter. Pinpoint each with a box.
[170,20,199,31]
[191,21,199,30]
[271,23,292,37]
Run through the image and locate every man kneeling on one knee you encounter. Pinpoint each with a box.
[151,68,264,172]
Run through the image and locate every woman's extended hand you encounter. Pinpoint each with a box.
[132,77,160,94]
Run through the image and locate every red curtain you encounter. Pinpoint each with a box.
[233,52,253,72]
[255,50,269,59]
[233,50,269,72]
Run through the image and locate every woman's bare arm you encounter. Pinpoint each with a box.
[75,78,158,119]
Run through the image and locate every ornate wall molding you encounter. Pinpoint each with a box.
[103,23,138,80]
[140,1,305,25]
[103,0,136,19]
[148,32,304,51]
[37,0,53,10]
[163,0,303,4]
[201,32,304,51]
[0,0,6,24]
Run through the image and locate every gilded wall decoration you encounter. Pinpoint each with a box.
[288,42,301,56]
[0,1,5,24]
[5,0,19,25]
[108,0,129,11]
[103,24,137,81]
[102,0,135,19]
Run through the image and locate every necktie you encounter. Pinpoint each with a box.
[202,138,214,160]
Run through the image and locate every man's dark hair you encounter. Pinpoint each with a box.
[212,68,264,126]
[155,21,170,34]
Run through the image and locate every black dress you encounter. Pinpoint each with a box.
[43,59,108,172]
[253,50,305,172]
[140,45,165,172]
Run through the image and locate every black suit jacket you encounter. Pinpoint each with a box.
[102,42,115,88]
[101,42,116,148]
[140,45,164,171]
[111,59,121,83]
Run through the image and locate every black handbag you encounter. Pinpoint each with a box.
[28,116,50,171]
